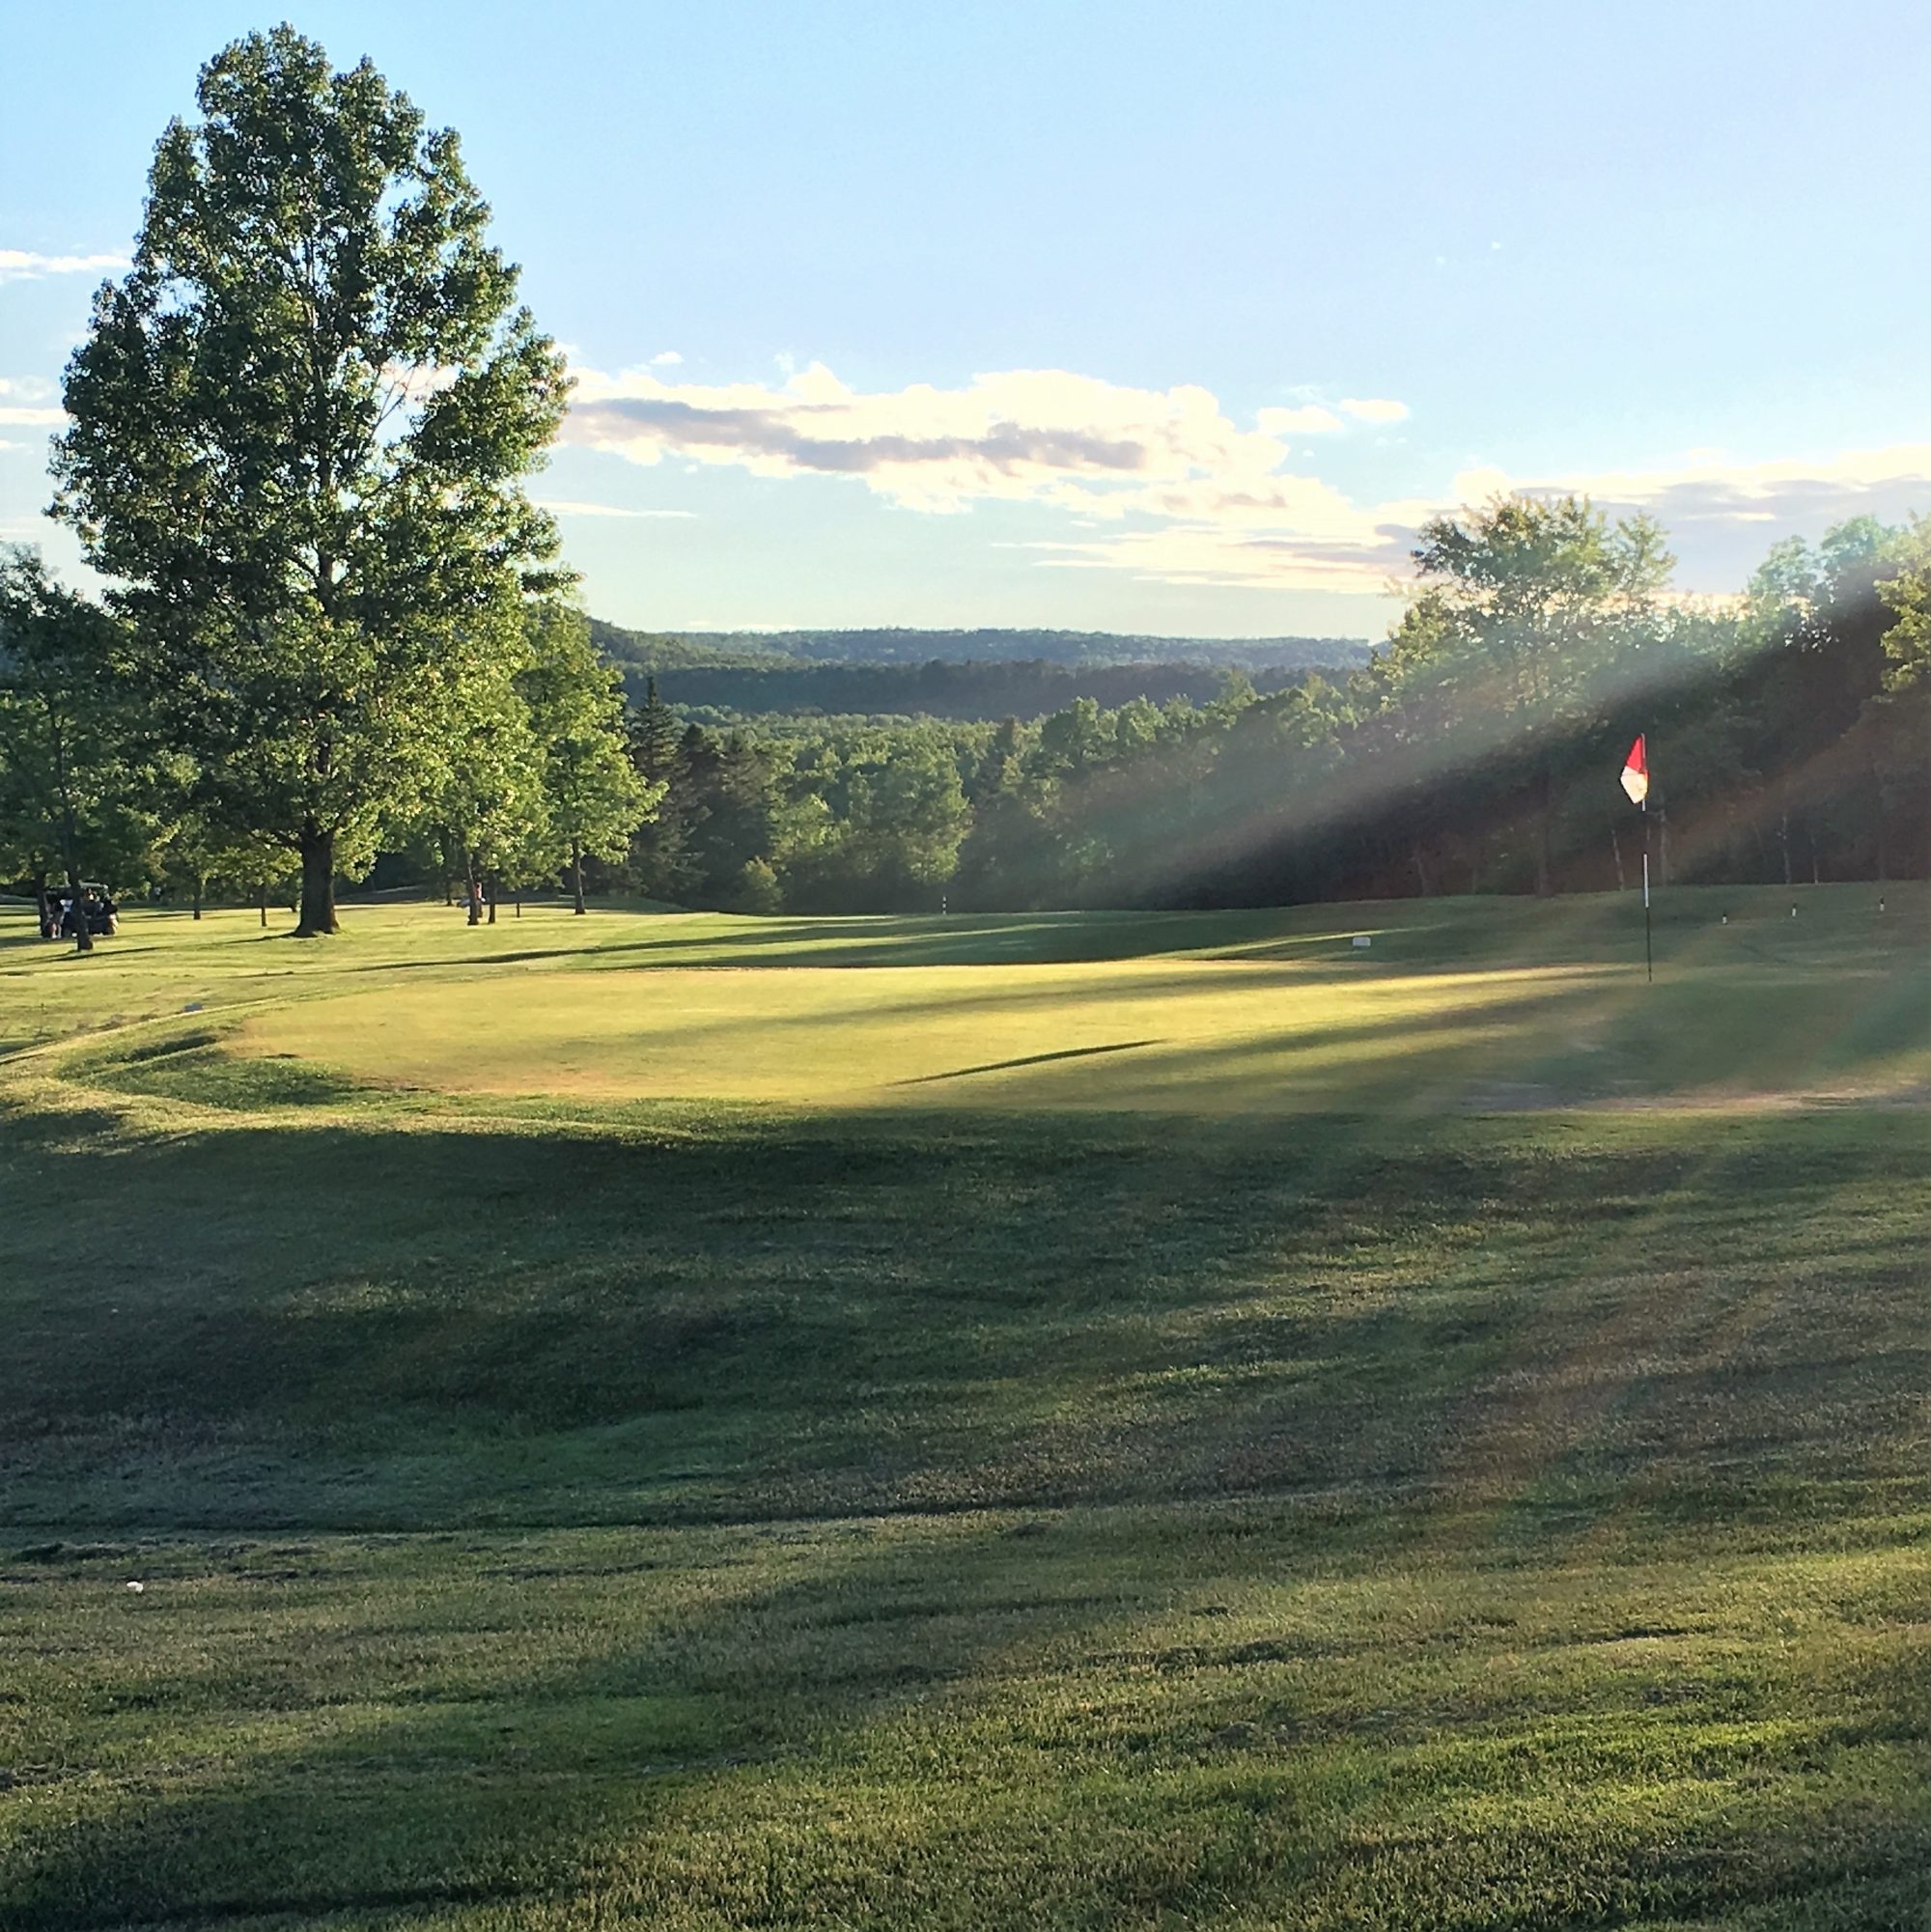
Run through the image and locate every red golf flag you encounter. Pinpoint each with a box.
[1620,735,1649,806]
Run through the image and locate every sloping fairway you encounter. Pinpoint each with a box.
[2,890,1928,1928]
[236,943,1931,1111]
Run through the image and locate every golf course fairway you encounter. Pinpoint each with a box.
[2,887,1927,1929]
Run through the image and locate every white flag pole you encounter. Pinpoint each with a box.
[1641,795,1652,984]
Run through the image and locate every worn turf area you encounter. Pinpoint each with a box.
[1,889,1926,1927]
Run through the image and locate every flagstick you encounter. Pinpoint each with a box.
[1641,797,1652,985]
[1620,735,1652,983]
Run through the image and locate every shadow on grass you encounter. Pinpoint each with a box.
[2,1097,1926,1527]
[894,1038,1166,1084]
[6,1496,1930,1929]
[2,1092,1929,1923]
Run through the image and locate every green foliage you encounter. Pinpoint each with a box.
[417,607,553,910]
[0,551,176,913]
[1876,516,1931,691]
[591,617,1367,673]
[161,810,295,913]
[519,604,661,909]
[49,26,570,934]
[731,854,784,913]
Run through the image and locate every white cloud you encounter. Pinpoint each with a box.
[0,406,64,428]
[569,361,1299,509]
[561,361,1426,590]
[531,497,697,518]
[1466,443,1931,518]
[553,356,1931,599]
[649,350,683,366]
[0,248,127,287]
[1464,443,1931,590]
[1256,405,1344,435]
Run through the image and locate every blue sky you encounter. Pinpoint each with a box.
[4,1,1928,638]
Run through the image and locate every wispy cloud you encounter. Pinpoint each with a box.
[0,247,127,287]
[0,405,65,428]
[531,497,697,519]
[566,363,1201,509]
[1339,398,1410,425]
[1256,405,1344,434]
[1028,443,1931,595]
[563,361,1418,589]
[1458,444,1931,590]
[649,350,683,367]
[1457,444,1931,527]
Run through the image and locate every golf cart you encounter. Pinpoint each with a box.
[42,883,119,939]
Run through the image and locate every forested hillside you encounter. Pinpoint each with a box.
[595,647,1320,721]
[587,620,1363,721]
[592,622,1367,671]
[609,503,1930,915]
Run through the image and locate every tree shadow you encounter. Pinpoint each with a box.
[7,1481,1929,1927]
[3,1100,1928,1922]
[893,1039,1165,1084]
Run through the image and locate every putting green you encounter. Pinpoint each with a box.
[235,949,1931,1111]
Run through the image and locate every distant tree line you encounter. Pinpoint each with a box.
[600,653,1323,723]
[591,622,1366,672]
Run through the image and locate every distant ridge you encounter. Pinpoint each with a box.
[587,620,1372,721]
[589,623,1369,672]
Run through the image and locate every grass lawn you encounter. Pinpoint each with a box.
[1,887,1926,1928]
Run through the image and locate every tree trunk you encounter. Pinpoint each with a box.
[192,875,204,920]
[32,871,49,938]
[1410,843,1433,897]
[48,713,91,951]
[65,863,93,953]
[1532,763,1554,898]
[258,881,268,928]
[294,824,338,936]
[466,849,482,927]
[486,876,498,925]
[1778,800,1792,888]
[1611,826,1626,891]
[1864,731,1889,882]
[572,838,587,914]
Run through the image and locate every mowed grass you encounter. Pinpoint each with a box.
[1,889,1927,1928]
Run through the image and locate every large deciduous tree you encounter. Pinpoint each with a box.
[50,26,571,935]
